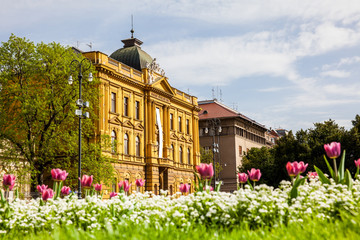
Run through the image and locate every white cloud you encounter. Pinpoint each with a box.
[321,70,351,78]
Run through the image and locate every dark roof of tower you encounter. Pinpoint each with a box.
[109,37,153,71]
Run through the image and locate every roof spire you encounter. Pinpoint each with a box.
[130,15,134,38]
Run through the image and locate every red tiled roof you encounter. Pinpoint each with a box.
[199,102,238,119]
[198,100,266,129]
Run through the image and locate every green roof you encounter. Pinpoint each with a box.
[109,38,153,71]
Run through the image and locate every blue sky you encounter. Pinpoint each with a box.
[1,0,360,132]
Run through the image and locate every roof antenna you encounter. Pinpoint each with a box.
[130,15,134,38]
[86,42,92,51]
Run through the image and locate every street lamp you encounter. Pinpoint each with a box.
[69,58,92,199]
[205,118,222,188]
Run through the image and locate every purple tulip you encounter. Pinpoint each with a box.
[110,192,118,199]
[94,183,102,192]
[135,179,145,187]
[118,180,131,192]
[3,174,16,190]
[61,186,71,196]
[196,163,214,179]
[79,175,93,189]
[179,183,190,193]
[42,188,54,201]
[36,184,48,194]
[247,168,261,182]
[51,168,69,182]
[324,142,341,159]
[237,173,248,183]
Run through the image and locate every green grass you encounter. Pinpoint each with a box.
[2,213,360,240]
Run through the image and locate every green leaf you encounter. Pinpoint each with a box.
[193,172,202,192]
[344,169,353,191]
[338,150,346,182]
[314,166,331,184]
[323,155,335,179]
[290,175,307,199]
[0,190,5,203]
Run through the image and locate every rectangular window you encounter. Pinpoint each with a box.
[186,119,190,134]
[239,146,242,157]
[135,101,140,119]
[124,97,128,116]
[178,116,182,132]
[111,92,116,113]
[170,113,174,130]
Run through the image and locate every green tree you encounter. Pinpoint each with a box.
[238,147,275,186]
[0,35,114,190]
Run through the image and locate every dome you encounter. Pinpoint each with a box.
[109,38,153,71]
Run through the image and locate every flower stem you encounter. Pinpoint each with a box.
[333,158,338,182]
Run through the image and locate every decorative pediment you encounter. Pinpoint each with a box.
[108,116,122,126]
[135,123,144,130]
[123,120,135,128]
[151,78,175,96]
[180,135,187,142]
[187,137,193,143]
[170,132,179,140]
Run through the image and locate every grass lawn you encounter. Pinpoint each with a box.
[2,212,359,240]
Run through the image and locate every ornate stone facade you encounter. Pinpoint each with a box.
[83,36,200,196]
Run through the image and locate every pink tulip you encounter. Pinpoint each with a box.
[36,184,48,193]
[307,171,318,179]
[135,179,145,187]
[297,161,308,173]
[94,183,102,192]
[355,159,360,168]
[118,180,131,192]
[196,163,214,179]
[3,174,16,190]
[51,168,69,182]
[110,192,118,199]
[42,188,54,201]
[203,186,213,191]
[179,183,190,193]
[237,173,248,183]
[79,175,93,189]
[61,186,71,196]
[324,142,341,159]
[247,168,261,182]
[286,161,308,177]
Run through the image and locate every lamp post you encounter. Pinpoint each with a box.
[69,58,93,199]
[204,118,222,188]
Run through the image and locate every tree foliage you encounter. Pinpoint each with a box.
[239,118,360,187]
[0,35,114,190]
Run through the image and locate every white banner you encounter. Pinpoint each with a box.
[156,108,163,158]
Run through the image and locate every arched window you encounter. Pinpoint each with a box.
[135,136,140,157]
[179,146,183,164]
[124,133,129,155]
[111,131,116,153]
[187,148,191,164]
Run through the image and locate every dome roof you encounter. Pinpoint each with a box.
[109,38,153,71]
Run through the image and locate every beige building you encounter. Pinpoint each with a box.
[83,35,201,195]
[198,100,267,192]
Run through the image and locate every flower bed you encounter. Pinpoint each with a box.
[1,178,360,233]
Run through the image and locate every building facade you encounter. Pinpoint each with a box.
[83,36,201,195]
[198,100,267,192]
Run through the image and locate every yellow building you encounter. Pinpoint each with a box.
[83,35,201,195]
